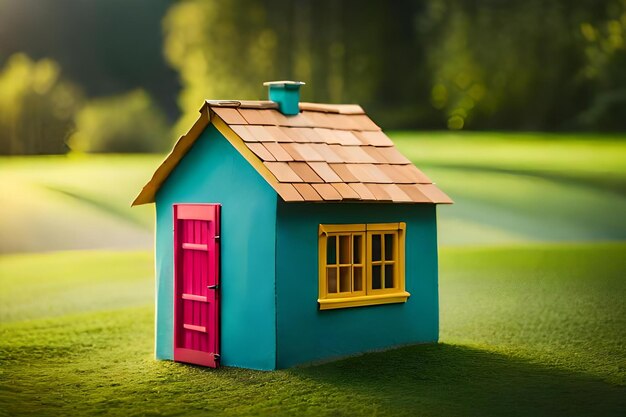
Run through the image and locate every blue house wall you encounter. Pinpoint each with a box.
[275,202,439,368]
[154,125,278,370]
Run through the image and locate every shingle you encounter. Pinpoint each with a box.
[396,164,432,183]
[288,162,324,183]
[265,126,293,142]
[312,184,342,201]
[397,184,431,203]
[366,164,394,183]
[312,128,339,144]
[349,183,376,200]
[236,100,277,109]
[230,125,258,142]
[365,183,392,201]
[345,164,392,183]
[205,100,241,108]
[212,107,248,124]
[354,131,394,146]
[376,146,412,164]
[381,184,412,202]
[275,183,304,201]
[303,111,335,129]
[238,108,277,125]
[207,100,277,109]
[376,164,414,184]
[309,143,343,163]
[245,125,274,142]
[326,114,362,131]
[298,128,324,143]
[350,114,381,131]
[264,162,302,182]
[417,184,453,204]
[329,163,359,182]
[290,143,324,161]
[293,183,323,201]
[246,142,276,161]
[280,143,305,160]
[345,146,377,163]
[263,142,294,161]
[332,130,362,145]
[299,102,365,114]
[361,146,388,163]
[308,162,342,182]
[332,183,361,199]
[344,164,374,182]
[329,145,376,163]
[280,127,308,143]
[274,112,312,128]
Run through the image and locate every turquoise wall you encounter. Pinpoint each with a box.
[155,125,278,370]
[275,202,439,368]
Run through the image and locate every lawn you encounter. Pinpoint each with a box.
[1,131,625,252]
[0,244,624,416]
[1,132,625,416]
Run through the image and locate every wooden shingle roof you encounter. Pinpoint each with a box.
[132,100,452,205]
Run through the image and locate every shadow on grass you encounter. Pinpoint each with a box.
[420,162,626,196]
[44,185,149,229]
[289,343,625,417]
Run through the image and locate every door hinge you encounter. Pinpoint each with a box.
[214,235,220,240]
[213,353,221,362]
[207,284,219,290]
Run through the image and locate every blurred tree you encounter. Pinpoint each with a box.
[577,0,626,130]
[0,0,179,120]
[0,53,82,155]
[2,0,624,139]
[421,0,596,130]
[163,0,402,134]
[163,0,625,132]
[68,90,169,153]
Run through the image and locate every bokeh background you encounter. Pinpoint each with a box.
[0,1,624,416]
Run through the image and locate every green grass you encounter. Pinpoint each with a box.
[0,154,155,253]
[1,245,624,416]
[390,131,626,245]
[391,131,626,194]
[1,133,624,413]
[2,132,625,252]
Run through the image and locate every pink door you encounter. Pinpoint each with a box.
[173,204,221,367]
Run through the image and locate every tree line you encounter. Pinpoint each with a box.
[0,0,624,155]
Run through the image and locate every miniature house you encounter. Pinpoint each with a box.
[133,81,452,370]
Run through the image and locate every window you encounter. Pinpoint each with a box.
[318,223,409,310]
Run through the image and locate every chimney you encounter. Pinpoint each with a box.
[263,81,305,116]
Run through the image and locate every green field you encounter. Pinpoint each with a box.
[0,132,625,416]
[1,132,624,253]
[0,245,624,416]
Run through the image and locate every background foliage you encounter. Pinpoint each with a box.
[68,90,169,154]
[0,0,624,154]
[0,54,81,155]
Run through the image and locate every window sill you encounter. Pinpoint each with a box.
[318,291,410,310]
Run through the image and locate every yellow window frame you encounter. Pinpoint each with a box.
[318,222,409,310]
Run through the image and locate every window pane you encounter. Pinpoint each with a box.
[339,266,351,292]
[385,264,394,288]
[327,267,337,293]
[327,236,336,265]
[372,265,382,289]
[353,267,363,291]
[371,234,382,262]
[384,234,394,261]
[339,235,351,264]
[353,235,362,264]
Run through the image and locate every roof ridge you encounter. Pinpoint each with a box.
[203,100,365,114]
